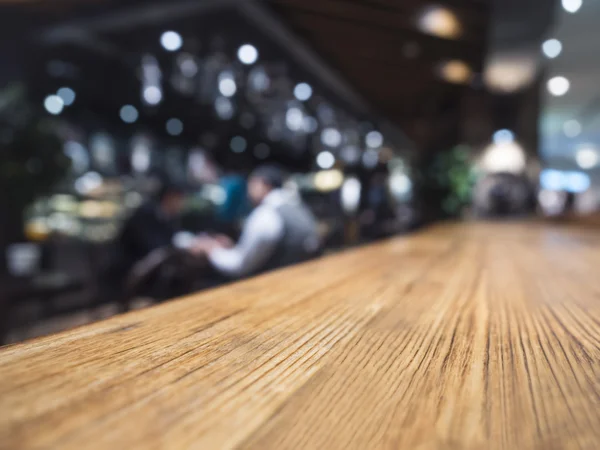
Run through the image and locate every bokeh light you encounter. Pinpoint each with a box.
[119,105,139,124]
[161,31,183,51]
[547,76,570,96]
[238,44,259,65]
[316,151,335,169]
[44,95,64,115]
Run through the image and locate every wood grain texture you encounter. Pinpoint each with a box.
[2,222,600,449]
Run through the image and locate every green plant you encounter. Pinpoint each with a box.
[416,145,478,218]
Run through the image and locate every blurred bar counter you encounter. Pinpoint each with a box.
[1,221,600,449]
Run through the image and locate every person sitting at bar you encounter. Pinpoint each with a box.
[116,178,187,277]
[191,165,320,278]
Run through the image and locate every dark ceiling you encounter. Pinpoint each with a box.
[0,0,492,159]
[269,0,490,121]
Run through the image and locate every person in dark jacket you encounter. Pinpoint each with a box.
[117,181,186,275]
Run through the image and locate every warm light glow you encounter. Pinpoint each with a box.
[562,0,582,13]
[575,147,599,169]
[161,31,183,51]
[419,7,461,39]
[316,151,335,169]
[481,141,526,174]
[547,76,570,96]
[563,120,581,138]
[484,55,537,93]
[542,39,562,59]
[44,95,64,115]
[238,44,258,65]
[439,60,472,84]
[314,170,344,192]
[294,83,313,101]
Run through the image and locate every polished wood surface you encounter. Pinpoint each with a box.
[2,222,600,449]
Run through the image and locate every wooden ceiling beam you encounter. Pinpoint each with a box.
[270,0,486,42]
[290,20,485,65]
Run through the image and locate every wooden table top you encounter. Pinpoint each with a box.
[2,221,600,449]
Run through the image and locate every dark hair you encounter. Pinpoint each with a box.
[154,173,188,201]
[250,164,287,189]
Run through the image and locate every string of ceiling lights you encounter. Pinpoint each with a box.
[41,18,402,180]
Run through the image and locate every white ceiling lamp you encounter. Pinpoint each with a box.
[389,172,412,199]
[484,54,537,93]
[238,44,258,65]
[321,128,342,148]
[575,147,599,169]
[143,85,162,105]
[418,6,461,39]
[542,39,562,59]
[294,83,313,101]
[562,0,582,13]
[341,177,362,214]
[160,31,183,52]
[481,141,526,174]
[44,95,64,115]
[218,78,237,98]
[316,151,335,169]
[547,76,570,96]
[366,130,384,148]
[563,120,582,138]
[286,107,304,132]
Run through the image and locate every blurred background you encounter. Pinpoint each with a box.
[0,0,597,343]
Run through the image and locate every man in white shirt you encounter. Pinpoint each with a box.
[192,165,320,278]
